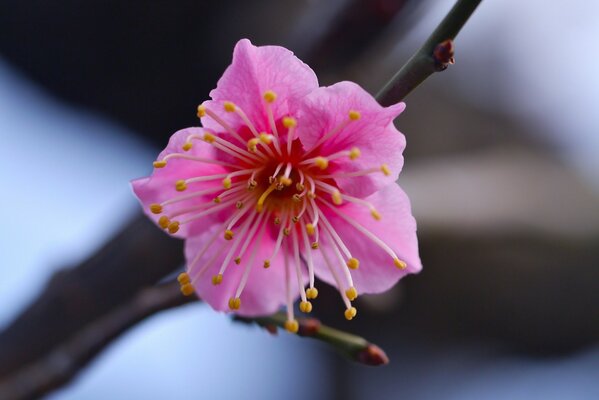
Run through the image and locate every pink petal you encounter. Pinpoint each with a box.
[185,224,305,317]
[312,184,421,294]
[131,128,230,238]
[201,38,319,134]
[296,81,406,198]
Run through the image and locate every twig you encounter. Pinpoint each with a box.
[237,313,388,366]
[376,0,482,105]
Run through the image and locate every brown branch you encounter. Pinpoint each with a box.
[0,281,193,400]
[0,214,184,378]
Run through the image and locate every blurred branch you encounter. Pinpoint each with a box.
[237,313,388,366]
[0,214,184,379]
[0,281,192,400]
[376,0,481,105]
[0,282,387,400]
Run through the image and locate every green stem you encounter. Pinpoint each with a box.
[376,0,482,105]
[240,312,388,366]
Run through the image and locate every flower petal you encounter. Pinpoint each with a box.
[312,184,421,294]
[201,38,319,134]
[296,81,406,198]
[185,224,305,317]
[131,128,230,238]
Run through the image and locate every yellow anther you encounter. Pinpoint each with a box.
[180,283,195,296]
[279,177,292,186]
[346,257,360,270]
[149,203,163,214]
[306,223,315,235]
[314,157,329,170]
[344,307,357,320]
[291,216,299,223]
[203,132,215,143]
[228,297,241,310]
[284,319,299,333]
[307,192,316,199]
[283,227,291,236]
[292,194,301,202]
[263,90,277,103]
[177,272,190,285]
[371,209,382,221]
[345,286,358,301]
[274,217,281,225]
[282,117,297,128]
[234,257,241,265]
[256,183,277,213]
[306,287,319,299]
[223,101,236,112]
[300,301,313,313]
[332,190,342,205]
[349,147,361,160]
[158,216,170,229]
[296,183,305,191]
[311,242,319,249]
[212,274,223,285]
[213,197,222,203]
[175,180,187,192]
[381,164,391,176]
[236,201,244,209]
[182,142,192,151]
[167,221,180,234]
[259,133,272,144]
[394,258,407,270]
[153,160,167,168]
[247,138,259,152]
[263,260,271,269]
[197,105,206,118]
[224,230,234,240]
[222,177,232,189]
[348,110,361,121]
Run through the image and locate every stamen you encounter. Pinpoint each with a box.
[264,209,289,267]
[320,165,390,179]
[224,102,260,138]
[178,194,248,225]
[235,210,268,263]
[263,91,279,137]
[321,225,354,289]
[161,185,232,207]
[291,228,308,303]
[318,242,352,309]
[159,153,241,170]
[199,105,246,145]
[283,117,297,155]
[317,208,352,260]
[216,210,259,278]
[234,210,269,301]
[300,222,316,291]
[304,111,360,157]
[319,198,408,269]
[283,240,298,333]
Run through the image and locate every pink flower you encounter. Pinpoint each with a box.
[132,39,421,332]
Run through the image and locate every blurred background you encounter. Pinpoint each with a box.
[1,0,598,399]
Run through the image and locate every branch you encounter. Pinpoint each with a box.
[376,0,482,105]
[0,214,184,378]
[0,282,387,400]
[237,313,388,366]
[0,282,192,400]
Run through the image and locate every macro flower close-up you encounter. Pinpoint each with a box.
[132,39,421,330]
